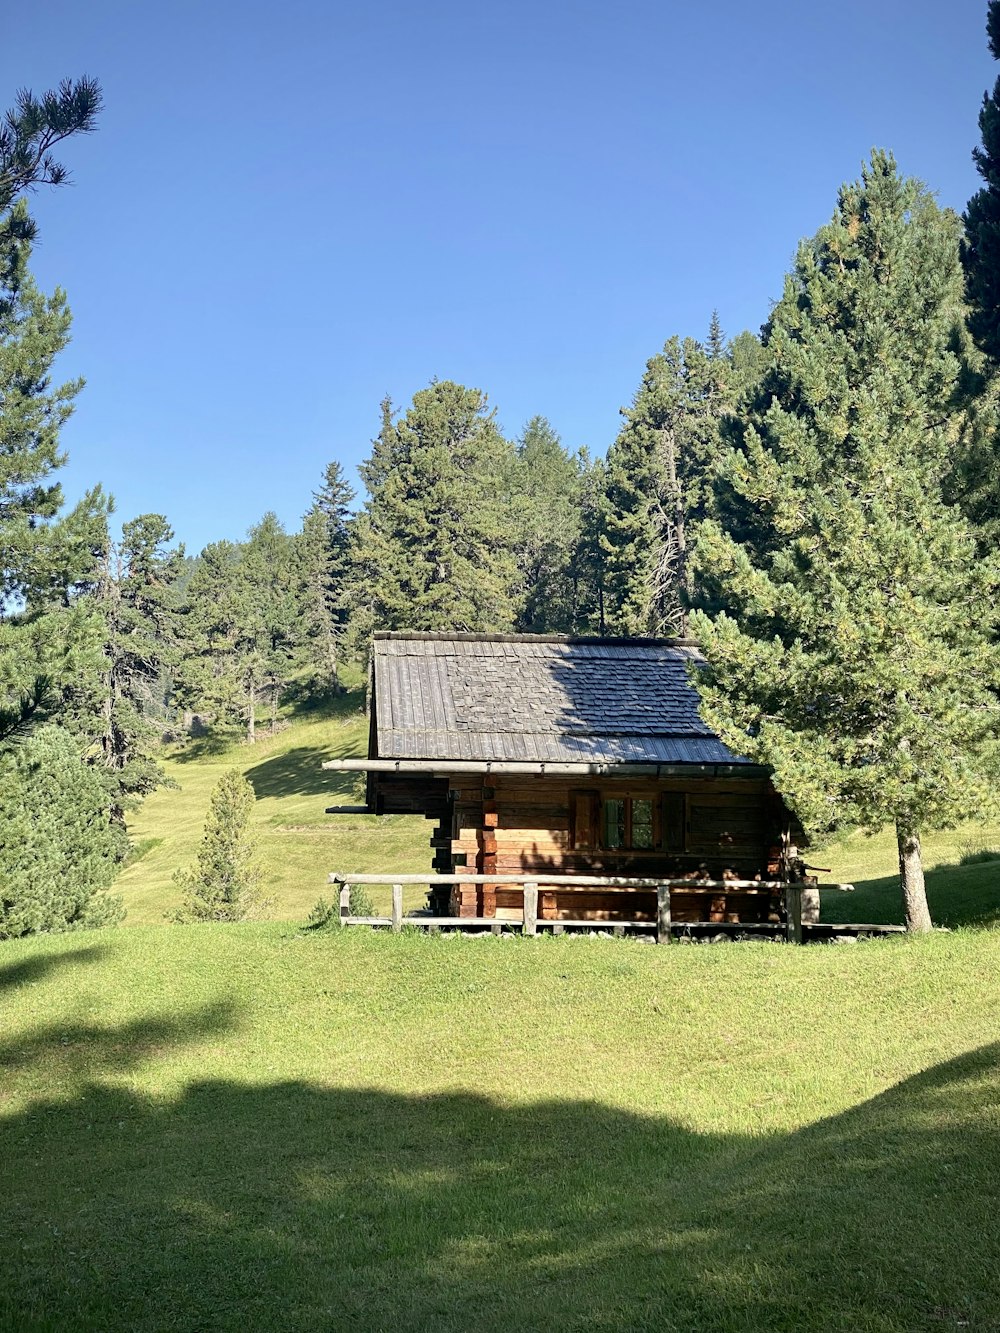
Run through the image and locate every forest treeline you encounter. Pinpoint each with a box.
[6,6,1000,935]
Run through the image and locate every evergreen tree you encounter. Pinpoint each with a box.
[0,78,102,226]
[0,724,123,938]
[691,153,1000,932]
[963,1,1000,363]
[351,383,519,634]
[953,2,1000,546]
[0,81,106,749]
[569,455,610,634]
[173,769,269,922]
[601,320,749,636]
[90,513,185,824]
[512,416,585,633]
[177,516,298,743]
[296,460,355,691]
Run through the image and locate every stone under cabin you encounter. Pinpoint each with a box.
[324,632,812,930]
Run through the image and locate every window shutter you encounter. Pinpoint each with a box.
[661,792,686,851]
[570,789,599,849]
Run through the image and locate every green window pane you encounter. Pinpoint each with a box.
[604,799,625,849]
[632,799,654,849]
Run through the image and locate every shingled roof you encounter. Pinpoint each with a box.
[370,632,753,768]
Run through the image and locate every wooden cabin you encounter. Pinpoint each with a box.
[326,632,808,927]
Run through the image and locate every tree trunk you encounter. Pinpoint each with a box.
[246,684,256,745]
[896,823,932,933]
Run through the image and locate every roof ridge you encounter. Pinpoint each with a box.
[372,631,699,647]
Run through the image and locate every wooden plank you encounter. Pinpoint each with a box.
[657,885,672,945]
[523,882,538,937]
[330,873,835,888]
[785,884,803,944]
[391,884,403,933]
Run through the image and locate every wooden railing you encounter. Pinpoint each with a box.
[328,873,855,944]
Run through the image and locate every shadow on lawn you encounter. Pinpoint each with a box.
[822,857,1000,931]
[243,744,360,801]
[0,943,107,994]
[1,1031,998,1331]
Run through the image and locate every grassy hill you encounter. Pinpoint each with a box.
[117,688,431,924]
[118,686,1000,930]
[1,923,999,1331]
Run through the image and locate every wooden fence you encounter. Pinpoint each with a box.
[328,873,856,944]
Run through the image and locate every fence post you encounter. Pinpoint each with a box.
[785,884,803,945]
[392,884,403,933]
[523,882,538,937]
[657,885,672,944]
[339,884,351,924]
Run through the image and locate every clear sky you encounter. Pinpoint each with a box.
[3,0,995,553]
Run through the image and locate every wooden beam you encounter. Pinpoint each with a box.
[391,884,403,933]
[656,885,672,945]
[522,882,538,937]
[329,872,852,890]
[339,885,351,924]
[785,884,803,945]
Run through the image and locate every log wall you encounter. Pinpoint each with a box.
[441,775,795,924]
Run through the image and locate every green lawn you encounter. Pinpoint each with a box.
[821,822,1000,929]
[118,689,431,924]
[1,924,999,1331]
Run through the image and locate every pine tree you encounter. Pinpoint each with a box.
[952,1,1000,546]
[512,417,585,633]
[691,153,1000,932]
[963,1,1000,363]
[296,460,355,692]
[0,82,106,749]
[0,78,102,224]
[89,513,185,824]
[176,516,298,743]
[601,321,749,636]
[351,383,519,634]
[173,769,269,922]
[0,724,124,938]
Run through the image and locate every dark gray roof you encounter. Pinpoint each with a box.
[371,633,752,767]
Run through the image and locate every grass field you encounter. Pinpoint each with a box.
[6,696,1000,1328]
[117,689,432,924]
[1,924,999,1331]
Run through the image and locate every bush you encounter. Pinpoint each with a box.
[306,884,378,929]
[0,725,124,938]
[172,770,272,922]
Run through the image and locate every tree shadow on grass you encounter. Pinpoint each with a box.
[245,744,365,801]
[0,944,107,994]
[822,858,1000,931]
[1,1033,998,1330]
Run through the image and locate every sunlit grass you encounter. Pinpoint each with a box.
[118,686,430,925]
[1,925,998,1330]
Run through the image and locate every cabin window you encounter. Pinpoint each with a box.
[602,796,655,850]
[572,789,687,852]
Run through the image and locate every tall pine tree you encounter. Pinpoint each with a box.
[691,153,1000,932]
[601,320,752,636]
[512,416,585,633]
[351,383,519,634]
[296,460,355,692]
[964,1,1000,363]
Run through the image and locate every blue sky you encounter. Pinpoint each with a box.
[3,0,994,553]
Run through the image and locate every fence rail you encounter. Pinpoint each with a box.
[328,872,855,944]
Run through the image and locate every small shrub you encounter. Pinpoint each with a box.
[172,770,273,922]
[305,885,378,930]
